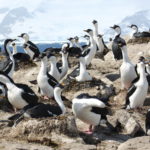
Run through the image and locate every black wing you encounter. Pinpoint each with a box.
[25,103,62,118]
[112,36,124,60]
[16,83,38,105]
[13,53,30,62]
[56,61,62,74]
[125,84,137,107]
[68,47,82,57]
[146,111,150,134]
[142,32,150,37]
[47,72,58,88]
[82,48,90,57]
[27,41,40,58]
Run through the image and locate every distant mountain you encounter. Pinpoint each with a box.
[104,10,150,41]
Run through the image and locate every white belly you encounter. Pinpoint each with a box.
[24,48,34,59]
[37,74,54,98]
[7,88,28,109]
[72,99,100,126]
[76,72,92,82]
[120,63,137,89]
[129,82,148,108]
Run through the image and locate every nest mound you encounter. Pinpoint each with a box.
[127,37,150,44]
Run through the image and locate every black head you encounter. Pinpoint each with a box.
[92,20,98,24]
[4,39,16,45]
[12,42,16,46]
[128,24,138,29]
[97,34,103,38]
[67,37,74,41]
[110,25,120,29]
[18,33,26,38]
[83,29,92,33]
[138,56,145,63]
[61,43,69,54]
[74,36,79,41]
[39,52,47,59]
[117,38,126,47]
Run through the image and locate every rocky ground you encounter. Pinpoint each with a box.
[0,38,150,150]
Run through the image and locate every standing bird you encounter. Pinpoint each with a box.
[83,29,97,66]
[72,93,111,134]
[117,38,137,89]
[128,24,150,38]
[68,51,92,82]
[18,33,40,60]
[110,25,123,60]
[124,61,148,109]
[3,39,16,78]
[37,53,58,99]
[0,71,38,110]
[92,20,109,57]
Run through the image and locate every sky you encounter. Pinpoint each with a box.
[0,0,150,41]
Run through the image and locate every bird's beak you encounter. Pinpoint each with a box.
[83,30,87,32]
[118,43,122,47]
[18,35,22,38]
[12,39,17,41]
[127,25,131,28]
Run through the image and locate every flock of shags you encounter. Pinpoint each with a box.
[0,20,150,135]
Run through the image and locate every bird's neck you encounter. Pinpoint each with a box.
[94,24,99,36]
[54,89,66,114]
[40,60,47,74]
[4,44,12,57]
[50,60,57,71]
[69,42,74,48]
[75,42,83,51]
[79,58,86,75]
[12,46,17,55]
[61,53,68,69]
[139,67,147,82]
[121,46,130,63]
[0,76,14,90]
[24,37,29,43]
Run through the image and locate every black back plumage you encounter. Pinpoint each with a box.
[16,83,38,105]
[26,41,40,59]
[145,110,150,134]
[47,72,59,88]
[112,35,124,60]
[134,32,150,38]
[13,53,30,62]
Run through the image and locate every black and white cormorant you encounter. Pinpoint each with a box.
[18,33,40,60]
[110,25,123,60]
[124,60,148,109]
[117,38,137,89]
[72,93,111,134]
[0,71,38,110]
[83,29,97,66]
[92,20,109,57]
[128,24,150,38]
[37,53,58,99]
[2,39,16,78]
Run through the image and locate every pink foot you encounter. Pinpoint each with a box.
[84,130,93,134]
[43,96,49,100]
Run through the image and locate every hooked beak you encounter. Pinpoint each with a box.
[110,26,114,29]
